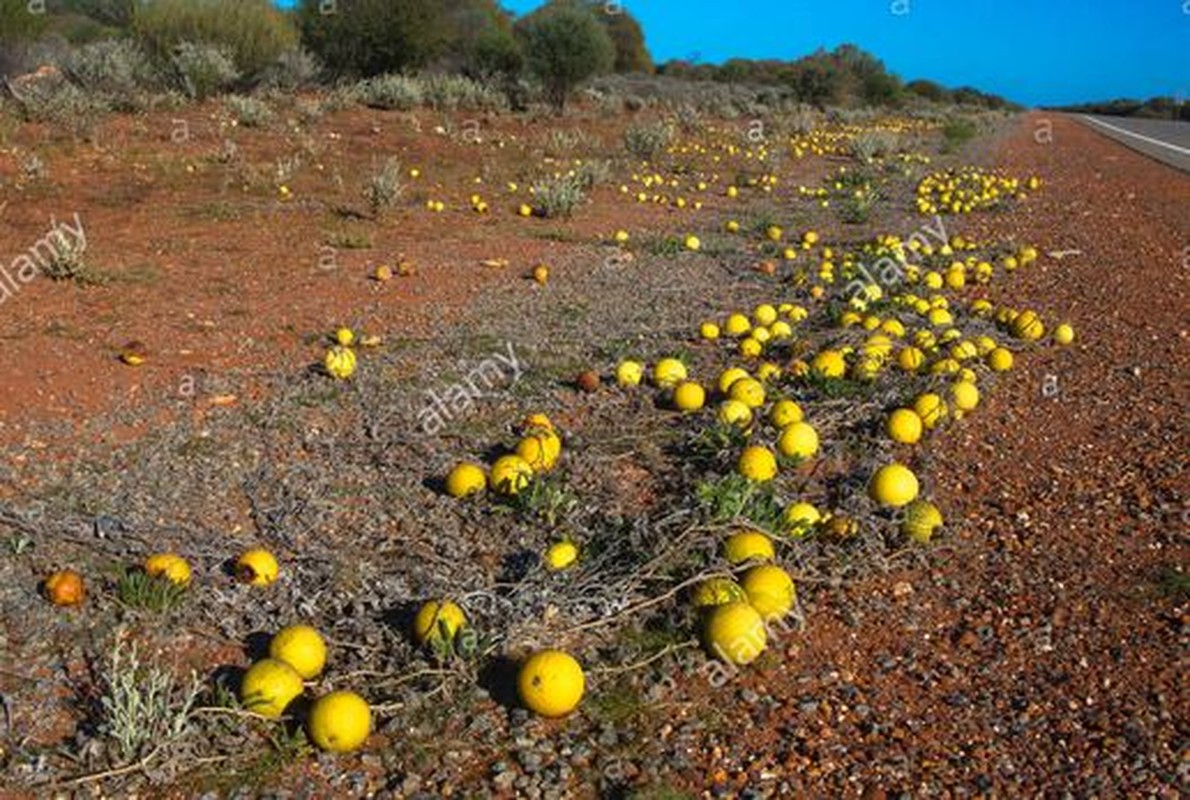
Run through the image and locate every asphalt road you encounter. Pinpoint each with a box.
[1077,114,1190,172]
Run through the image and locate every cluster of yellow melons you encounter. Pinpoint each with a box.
[915,167,1039,215]
[692,529,798,666]
[445,413,563,499]
[700,301,809,360]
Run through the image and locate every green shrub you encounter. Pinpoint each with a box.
[941,117,977,152]
[62,38,155,105]
[298,0,448,78]
[170,41,239,100]
[532,173,585,218]
[258,47,322,91]
[7,73,106,140]
[573,158,610,189]
[364,157,403,217]
[0,0,48,45]
[421,73,507,111]
[515,0,615,113]
[623,121,672,161]
[851,131,899,162]
[132,0,298,82]
[224,94,273,127]
[354,73,423,110]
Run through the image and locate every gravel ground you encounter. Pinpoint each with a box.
[0,107,1184,797]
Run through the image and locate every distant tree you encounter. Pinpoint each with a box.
[440,0,518,75]
[57,0,137,29]
[906,79,950,103]
[515,0,614,113]
[717,58,754,84]
[297,0,449,77]
[587,2,652,73]
[1,0,48,43]
[786,50,841,108]
[468,25,523,80]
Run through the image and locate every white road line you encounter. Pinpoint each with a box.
[1079,115,1190,156]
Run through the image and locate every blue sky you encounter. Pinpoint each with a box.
[279,1,1189,106]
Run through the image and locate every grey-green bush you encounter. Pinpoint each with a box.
[170,41,239,100]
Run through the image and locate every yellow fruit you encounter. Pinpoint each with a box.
[902,500,943,544]
[930,357,961,375]
[44,569,85,606]
[684,235,701,251]
[756,361,782,381]
[691,577,747,608]
[490,454,533,495]
[532,264,550,285]
[725,220,740,233]
[776,421,819,459]
[728,377,766,408]
[673,381,706,412]
[521,413,555,433]
[702,601,767,664]
[741,564,796,620]
[144,553,191,586]
[518,203,533,217]
[240,658,304,718]
[413,599,467,647]
[717,367,751,394]
[699,322,720,340]
[913,393,947,429]
[928,308,954,327]
[1053,323,1074,346]
[324,346,357,380]
[737,446,777,482]
[616,360,644,387]
[783,502,820,535]
[868,463,920,507]
[987,347,1014,372]
[545,540,578,571]
[769,399,803,428]
[717,399,753,428]
[897,347,926,372]
[236,548,279,586]
[724,530,775,564]
[1012,310,1044,341]
[950,381,980,412]
[516,431,562,473]
[335,327,354,346]
[653,358,688,388]
[307,690,372,753]
[811,350,846,379]
[768,320,793,340]
[739,337,763,358]
[614,229,629,244]
[887,408,923,444]
[724,313,751,337]
[269,624,327,680]
[445,462,487,498]
[518,650,585,717]
[753,304,777,326]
